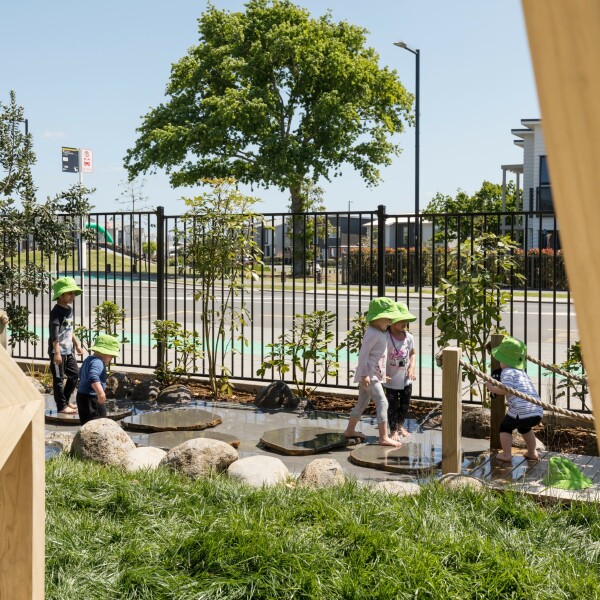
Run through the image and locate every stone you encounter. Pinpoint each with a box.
[370,481,422,496]
[121,408,222,433]
[129,430,240,450]
[255,381,294,409]
[26,375,46,394]
[298,458,345,488]
[260,427,356,455]
[105,372,134,399]
[121,446,166,472]
[160,438,238,479]
[439,474,486,491]
[130,379,161,403]
[71,418,136,466]
[45,431,75,454]
[462,408,491,438]
[349,441,441,474]
[512,435,546,451]
[156,384,193,405]
[227,456,289,487]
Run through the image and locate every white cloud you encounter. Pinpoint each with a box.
[43,130,66,138]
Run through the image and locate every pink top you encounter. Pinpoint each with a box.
[354,325,388,383]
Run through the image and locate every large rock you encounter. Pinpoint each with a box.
[156,384,193,405]
[462,408,491,438]
[45,431,75,454]
[121,446,166,472]
[227,456,289,487]
[26,375,47,395]
[255,381,313,412]
[105,372,134,399]
[369,481,421,497]
[160,438,238,479]
[298,458,345,488]
[439,474,486,491]
[71,418,136,465]
[130,379,161,403]
[512,435,546,451]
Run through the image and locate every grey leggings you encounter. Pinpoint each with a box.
[350,380,389,424]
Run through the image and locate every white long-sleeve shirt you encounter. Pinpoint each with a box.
[354,326,388,384]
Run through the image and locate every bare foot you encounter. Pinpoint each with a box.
[379,437,402,447]
[523,453,539,461]
[495,453,513,463]
[67,402,78,410]
[58,406,77,415]
[399,426,411,437]
[344,431,366,441]
[390,431,401,441]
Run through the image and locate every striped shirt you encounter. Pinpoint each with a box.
[500,367,543,418]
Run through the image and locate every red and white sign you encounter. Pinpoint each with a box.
[81,148,93,173]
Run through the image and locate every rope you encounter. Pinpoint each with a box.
[526,354,588,385]
[459,359,595,424]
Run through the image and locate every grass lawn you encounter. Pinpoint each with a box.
[46,456,600,599]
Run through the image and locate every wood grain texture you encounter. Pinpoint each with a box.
[490,333,506,450]
[442,347,462,474]
[522,0,600,452]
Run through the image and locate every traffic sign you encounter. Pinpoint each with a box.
[61,147,79,173]
[81,148,93,173]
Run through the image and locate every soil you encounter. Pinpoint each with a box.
[185,381,598,457]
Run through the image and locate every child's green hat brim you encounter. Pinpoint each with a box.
[542,456,593,490]
[52,277,83,301]
[392,302,417,324]
[366,297,402,323]
[491,336,527,369]
[90,334,120,357]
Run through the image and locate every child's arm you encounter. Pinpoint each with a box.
[72,332,83,356]
[485,381,505,395]
[355,329,377,386]
[407,348,417,381]
[91,381,106,405]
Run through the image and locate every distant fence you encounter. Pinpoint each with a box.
[4,207,583,410]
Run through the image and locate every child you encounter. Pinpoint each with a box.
[48,277,83,414]
[76,334,120,426]
[384,302,417,440]
[485,336,543,462]
[344,297,403,447]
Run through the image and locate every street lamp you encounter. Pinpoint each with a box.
[393,40,420,218]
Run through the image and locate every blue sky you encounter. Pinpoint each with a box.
[1,0,538,215]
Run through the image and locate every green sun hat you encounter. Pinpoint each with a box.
[366,297,402,323]
[491,336,526,369]
[392,302,417,324]
[90,334,120,357]
[542,456,593,490]
[52,276,82,301]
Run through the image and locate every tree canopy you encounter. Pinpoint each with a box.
[125,0,413,213]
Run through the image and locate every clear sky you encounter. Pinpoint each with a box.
[1,0,538,215]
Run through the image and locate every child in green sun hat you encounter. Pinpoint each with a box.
[76,334,120,426]
[485,336,543,462]
[48,276,83,414]
[344,297,403,447]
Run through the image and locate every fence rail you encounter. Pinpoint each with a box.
[3,207,582,410]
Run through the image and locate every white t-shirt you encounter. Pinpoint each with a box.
[500,367,543,418]
[384,330,414,390]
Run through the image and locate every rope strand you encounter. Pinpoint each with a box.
[526,354,587,384]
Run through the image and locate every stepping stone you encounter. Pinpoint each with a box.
[121,408,222,433]
[129,430,240,450]
[45,407,132,425]
[260,426,358,456]
[349,443,442,474]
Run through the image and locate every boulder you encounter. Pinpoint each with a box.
[156,384,193,405]
[227,456,289,487]
[26,375,46,395]
[71,418,136,465]
[255,381,294,409]
[462,408,491,438]
[160,438,238,479]
[45,431,75,454]
[130,379,161,403]
[512,435,546,451]
[105,372,134,399]
[439,474,486,491]
[298,458,345,488]
[369,481,421,497]
[121,446,166,472]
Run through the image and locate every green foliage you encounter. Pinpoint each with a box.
[337,311,367,356]
[424,180,517,243]
[426,233,525,397]
[75,301,129,351]
[5,301,39,347]
[176,178,266,397]
[46,456,600,599]
[257,310,339,397]
[125,0,412,215]
[151,320,204,385]
[553,340,589,410]
[141,241,157,256]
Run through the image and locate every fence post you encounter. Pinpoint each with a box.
[377,204,386,297]
[490,333,506,450]
[442,346,462,474]
[155,206,166,369]
[0,310,7,350]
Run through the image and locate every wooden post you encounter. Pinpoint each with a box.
[0,309,7,350]
[490,333,506,450]
[0,345,45,600]
[442,346,462,474]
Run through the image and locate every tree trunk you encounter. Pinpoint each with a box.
[290,184,306,278]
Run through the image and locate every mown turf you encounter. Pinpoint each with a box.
[46,456,600,599]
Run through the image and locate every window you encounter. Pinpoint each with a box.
[538,155,553,211]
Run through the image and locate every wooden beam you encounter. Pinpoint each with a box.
[522,0,600,453]
[490,334,506,450]
[442,347,462,474]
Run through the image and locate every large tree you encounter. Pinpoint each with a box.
[125,0,412,215]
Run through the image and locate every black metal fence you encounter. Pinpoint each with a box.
[4,207,582,410]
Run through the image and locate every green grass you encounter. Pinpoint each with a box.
[46,456,600,599]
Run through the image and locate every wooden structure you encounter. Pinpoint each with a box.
[0,310,7,350]
[489,334,506,450]
[0,344,45,599]
[441,347,462,474]
[522,0,600,452]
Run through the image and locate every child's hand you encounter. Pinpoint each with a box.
[75,345,84,357]
[407,368,416,381]
[385,376,391,383]
[360,376,370,387]
[53,353,62,365]
[98,393,106,405]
